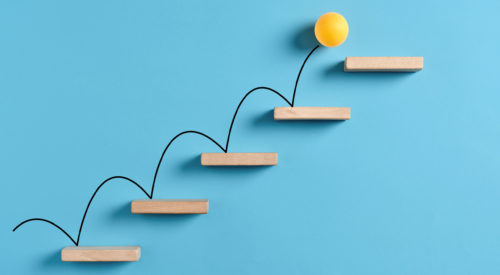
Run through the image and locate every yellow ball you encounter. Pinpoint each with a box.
[314,12,349,47]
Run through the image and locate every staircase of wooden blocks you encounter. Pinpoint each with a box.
[14,56,422,262]
[63,56,423,262]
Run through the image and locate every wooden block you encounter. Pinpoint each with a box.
[131,199,209,214]
[201,153,277,166]
[344,57,423,72]
[274,107,350,120]
[61,246,140,262]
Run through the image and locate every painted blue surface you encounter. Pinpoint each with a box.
[1,0,500,274]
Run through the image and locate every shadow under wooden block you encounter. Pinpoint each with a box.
[201,153,277,166]
[344,57,423,72]
[274,107,350,120]
[131,199,209,214]
[61,246,140,262]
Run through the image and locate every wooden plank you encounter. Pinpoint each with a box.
[274,107,350,120]
[131,199,209,214]
[201,153,277,166]
[344,57,423,72]
[61,246,140,262]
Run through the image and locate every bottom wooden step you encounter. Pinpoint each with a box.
[61,246,140,262]
[131,199,209,214]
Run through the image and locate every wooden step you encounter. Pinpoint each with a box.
[344,56,423,72]
[274,107,350,120]
[131,199,209,214]
[201,153,277,166]
[61,246,140,262]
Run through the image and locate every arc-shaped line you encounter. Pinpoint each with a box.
[75,176,150,245]
[292,45,320,106]
[150,130,225,198]
[224,86,292,152]
[12,218,78,246]
[13,45,321,246]
[14,176,150,246]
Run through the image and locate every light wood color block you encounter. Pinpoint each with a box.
[61,246,140,262]
[201,153,277,166]
[131,199,209,214]
[344,57,423,72]
[274,107,350,120]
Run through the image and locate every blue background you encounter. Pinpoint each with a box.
[1,0,500,274]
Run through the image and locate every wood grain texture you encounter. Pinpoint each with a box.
[344,57,423,72]
[274,107,350,120]
[61,246,140,262]
[131,199,209,214]
[201,153,277,166]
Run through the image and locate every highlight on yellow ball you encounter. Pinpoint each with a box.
[314,12,349,47]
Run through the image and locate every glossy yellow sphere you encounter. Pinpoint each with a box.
[314,12,349,47]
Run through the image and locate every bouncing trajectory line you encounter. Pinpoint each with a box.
[12,45,320,246]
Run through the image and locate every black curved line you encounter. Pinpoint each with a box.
[13,45,321,246]
[13,176,148,246]
[76,176,150,245]
[291,45,320,107]
[13,218,78,246]
[150,130,225,198]
[224,87,292,152]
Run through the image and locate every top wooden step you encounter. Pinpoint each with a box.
[344,57,423,72]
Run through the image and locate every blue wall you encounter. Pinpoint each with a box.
[1,0,500,274]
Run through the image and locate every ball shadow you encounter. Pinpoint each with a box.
[292,23,317,50]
